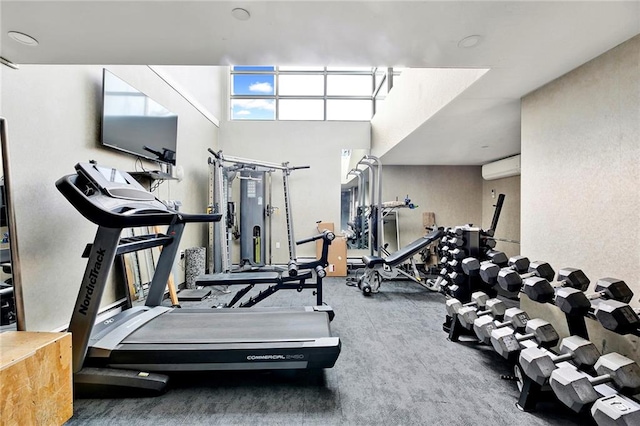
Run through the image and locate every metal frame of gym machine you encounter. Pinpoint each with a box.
[202,150,331,308]
[346,155,382,257]
[355,227,444,295]
[208,149,309,275]
[347,155,381,258]
[346,154,438,293]
[208,153,275,274]
[345,168,366,249]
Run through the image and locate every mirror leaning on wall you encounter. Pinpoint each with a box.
[0,117,25,331]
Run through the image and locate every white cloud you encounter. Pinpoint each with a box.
[249,82,273,93]
[236,110,251,116]
[232,99,275,111]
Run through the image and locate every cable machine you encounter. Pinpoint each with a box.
[208,149,309,275]
[240,169,266,266]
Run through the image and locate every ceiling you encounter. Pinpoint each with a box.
[1,1,639,165]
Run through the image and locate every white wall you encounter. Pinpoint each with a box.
[3,65,220,331]
[219,120,370,262]
[521,35,639,360]
[154,66,226,123]
[370,68,488,158]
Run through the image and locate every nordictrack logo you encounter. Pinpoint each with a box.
[78,248,106,315]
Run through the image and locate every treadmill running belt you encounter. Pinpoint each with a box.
[123,310,331,344]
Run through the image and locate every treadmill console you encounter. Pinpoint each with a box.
[76,162,156,202]
[59,162,221,229]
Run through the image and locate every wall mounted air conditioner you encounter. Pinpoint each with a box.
[482,155,521,180]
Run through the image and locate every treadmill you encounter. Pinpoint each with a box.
[56,162,341,397]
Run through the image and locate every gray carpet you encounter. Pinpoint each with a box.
[67,275,593,425]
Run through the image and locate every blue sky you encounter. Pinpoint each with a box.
[232,67,276,120]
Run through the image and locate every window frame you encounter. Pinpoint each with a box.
[230,67,398,121]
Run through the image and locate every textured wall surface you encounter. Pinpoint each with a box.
[522,34,639,304]
[521,35,639,360]
[382,165,483,248]
[3,65,219,330]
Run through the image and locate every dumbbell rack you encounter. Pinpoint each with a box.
[515,369,548,411]
[437,194,505,302]
[443,226,488,300]
[446,312,478,342]
[441,245,640,424]
[441,225,504,336]
[523,272,640,339]
[441,226,477,335]
[514,344,600,412]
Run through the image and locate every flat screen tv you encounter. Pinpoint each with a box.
[101,69,178,165]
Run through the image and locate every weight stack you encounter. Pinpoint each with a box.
[185,247,206,289]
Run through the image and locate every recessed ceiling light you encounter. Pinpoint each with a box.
[231,8,251,21]
[458,35,482,49]
[8,31,39,46]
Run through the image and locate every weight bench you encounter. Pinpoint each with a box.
[355,227,444,295]
[196,230,335,309]
[196,270,318,308]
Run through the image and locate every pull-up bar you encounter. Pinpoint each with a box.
[208,149,309,173]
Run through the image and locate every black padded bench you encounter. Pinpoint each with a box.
[362,228,443,268]
[196,270,313,286]
[195,270,317,308]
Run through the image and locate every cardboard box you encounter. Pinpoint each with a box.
[422,211,436,229]
[326,237,347,277]
[315,222,347,277]
[316,222,335,233]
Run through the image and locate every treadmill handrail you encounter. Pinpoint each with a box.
[56,174,222,228]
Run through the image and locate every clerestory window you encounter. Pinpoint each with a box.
[230,66,400,121]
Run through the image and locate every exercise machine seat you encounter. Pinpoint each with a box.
[363,228,444,268]
[196,270,313,286]
[362,256,386,268]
